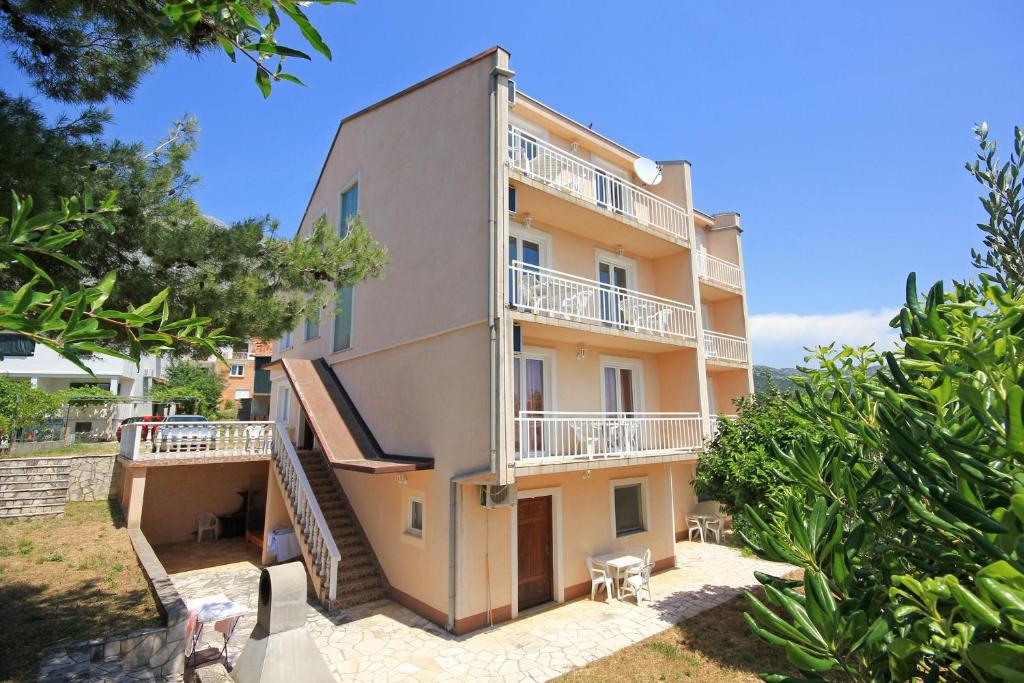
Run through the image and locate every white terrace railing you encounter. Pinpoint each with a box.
[271,423,339,602]
[510,261,697,342]
[514,411,704,463]
[118,420,274,461]
[709,414,739,438]
[508,126,691,243]
[704,330,750,365]
[697,249,743,291]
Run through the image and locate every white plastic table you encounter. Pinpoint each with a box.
[689,513,718,542]
[592,552,643,599]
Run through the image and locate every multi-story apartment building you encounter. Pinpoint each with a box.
[214,340,274,419]
[269,47,752,633]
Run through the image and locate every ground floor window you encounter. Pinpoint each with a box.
[406,498,424,537]
[612,479,647,537]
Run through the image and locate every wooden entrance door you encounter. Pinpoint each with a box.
[517,495,553,611]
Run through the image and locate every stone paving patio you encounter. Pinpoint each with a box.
[171,541,793,682]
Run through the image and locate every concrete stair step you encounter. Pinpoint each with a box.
[0,502,66,518]
[0,472,70,483]
[0,480,69,493]
[0,508,65,520]
[0,489,68,502]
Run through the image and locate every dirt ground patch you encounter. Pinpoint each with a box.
[557,582,800,683]
[0,501,161,683]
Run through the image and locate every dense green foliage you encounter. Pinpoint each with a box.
[695,387,824,535]
[0,191,232,367]
[0,100,389,349]
[160,362,224,417]
[0,0,349,103]
[0,1,383,355]
[743,275,1024,681]
[0,374,65,435]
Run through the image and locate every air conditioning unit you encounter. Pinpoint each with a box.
[480,483,517,509]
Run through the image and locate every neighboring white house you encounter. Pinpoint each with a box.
[0,345,166,440]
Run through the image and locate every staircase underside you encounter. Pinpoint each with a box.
[269,357,433,473]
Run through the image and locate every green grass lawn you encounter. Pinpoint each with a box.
[558,581,801,683]
[0,502,161,682]
[1,441,118,459]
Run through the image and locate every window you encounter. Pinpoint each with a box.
[611,479,648,538]
[304,314,320,341]
[334,181,359,352]
[406,498,424,537]
[280,329,293,350]
[234,389,251,400]
[276,386,291,423]
[74,422,93,434]
[229,364,244,377]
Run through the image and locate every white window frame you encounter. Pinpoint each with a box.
[609,476,650,539]
[516,345,557,411]
[594,248,637,291]
[229,364,245,378]
[275,385,291,424]
[509,222,553,269]
[406,497,424,538]
[234,389,251,400]
[599,355,645,413]
[590,153,630,180]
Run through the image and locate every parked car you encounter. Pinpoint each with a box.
[115,415,163,442]
[151,415,214,451]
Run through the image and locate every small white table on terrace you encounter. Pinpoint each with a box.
[592,552,643,599]
[184,593,249,668]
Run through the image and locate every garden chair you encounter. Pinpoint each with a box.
[196,512,220,542]
[586,556,613,601]
[620,562,654,606]
[686,515,705,543]
[626,545,651,565]
[703,515,724,543]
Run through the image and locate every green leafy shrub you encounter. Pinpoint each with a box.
[695,386,825,534]
[742,275,1024,681]
[159,362,224,417]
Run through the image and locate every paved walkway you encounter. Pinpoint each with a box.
[171,541,793,682]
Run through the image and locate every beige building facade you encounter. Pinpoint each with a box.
[270,47,753,633]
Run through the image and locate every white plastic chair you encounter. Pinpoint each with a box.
[686,516,705,543]
[620,562,654,606]
[196,512,220,543]
[586,556,613,601]
[704,516,724,543]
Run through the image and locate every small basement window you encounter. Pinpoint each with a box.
[612,480,647,537]
[407,498,424,537]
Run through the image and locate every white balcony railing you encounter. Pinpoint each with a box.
[709,414,739,438]
[510,261,697,342]
[119,420,274,461]
[697,249,743,291]
[514,411,704,463]
[704,330,750,365]
[508,126,691,243]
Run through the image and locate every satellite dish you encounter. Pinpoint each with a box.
[634,157,662,186]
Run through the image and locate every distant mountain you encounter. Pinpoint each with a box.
[753,365,799,393]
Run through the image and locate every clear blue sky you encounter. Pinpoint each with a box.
[3,1,1022,365]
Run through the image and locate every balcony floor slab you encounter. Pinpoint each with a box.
[511,310,697,353]
[510,449,700,476]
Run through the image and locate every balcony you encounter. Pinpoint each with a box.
[704,330,750,366]
[118,421,273,464]
[508,126,691,245]
[697,249,743,292]
[509,261,697,346]
[514,411,703,466]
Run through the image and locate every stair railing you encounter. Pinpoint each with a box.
[271,422,340,601]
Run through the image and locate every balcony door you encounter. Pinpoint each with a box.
[598,260,628,327]
[603,365,637,414]
[509,228,548,309]
[514,348,553,455]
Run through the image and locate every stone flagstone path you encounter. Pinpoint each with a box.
[170,542,793,682]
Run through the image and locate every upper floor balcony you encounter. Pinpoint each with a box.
[697,249,743,293]
[509,260,697,348]
[704,330,750,367]
[508,126,692,252]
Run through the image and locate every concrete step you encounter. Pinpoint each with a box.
[0,478,69,492]
[0,502,66,519]
[0,459,73,469]
[0,489,67,505]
